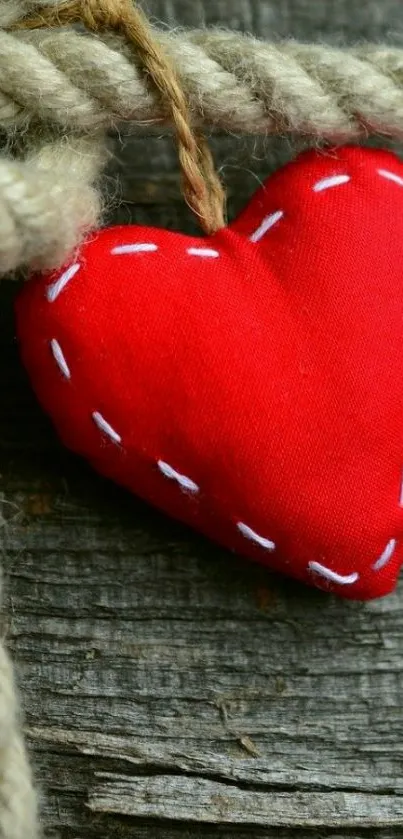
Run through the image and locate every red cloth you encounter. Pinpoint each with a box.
[15,145,403,599]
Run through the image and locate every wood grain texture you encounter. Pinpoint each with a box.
[1,1,403,836]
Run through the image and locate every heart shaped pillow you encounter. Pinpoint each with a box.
[15,145,403,599]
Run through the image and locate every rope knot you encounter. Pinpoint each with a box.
[13,0,226,235]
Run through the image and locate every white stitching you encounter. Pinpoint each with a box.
[111,243,158,255]
[50,339,71,380]
[377,169,403,187]
[92,411,121,444]
[373,538,397,571]
[313,174,350,192]
[158,460,199,493]
[43,164,403,593]
[250,210,284,243]
[186,247,219,258]
[237,522,276,551]
[309,562,359,585]
[46,263,80,302]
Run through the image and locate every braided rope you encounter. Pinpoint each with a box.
[3,27,403,139]
[13,0,227,234]
[0,133,106,275]
[0,27,402,276]
[0,627,38,839]
[0,524,39,838]
[1,20,403,277]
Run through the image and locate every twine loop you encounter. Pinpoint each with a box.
[15,0,227,235]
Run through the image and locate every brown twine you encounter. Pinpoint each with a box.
[14,0,227,235]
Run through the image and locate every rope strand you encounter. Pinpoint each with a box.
[0,133,106,276]
[0,24,402,273]
[5,26,403,140]
[14,0,226,234]
[0,574,39,839]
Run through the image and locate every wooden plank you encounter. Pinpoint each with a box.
[90,777,403,826]
[1,1,403,837]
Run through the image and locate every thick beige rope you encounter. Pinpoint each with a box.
[0,0,55,27]
[14,0,227,235]
[0,23,402,276]
[0,623,38,839]
[0,545,39,839]
[0,133,106,275]
[3,27,403,139]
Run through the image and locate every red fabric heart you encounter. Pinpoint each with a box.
[15,145,403,599]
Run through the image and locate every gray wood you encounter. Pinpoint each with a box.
[2,1,403,837]
[91,778,403,826]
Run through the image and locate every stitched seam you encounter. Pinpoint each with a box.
[45,163,403,587]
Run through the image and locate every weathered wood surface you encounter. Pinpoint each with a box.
[1,1,403,837]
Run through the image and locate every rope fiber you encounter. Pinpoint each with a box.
[0,8,403,273]
[13,0,227,235]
